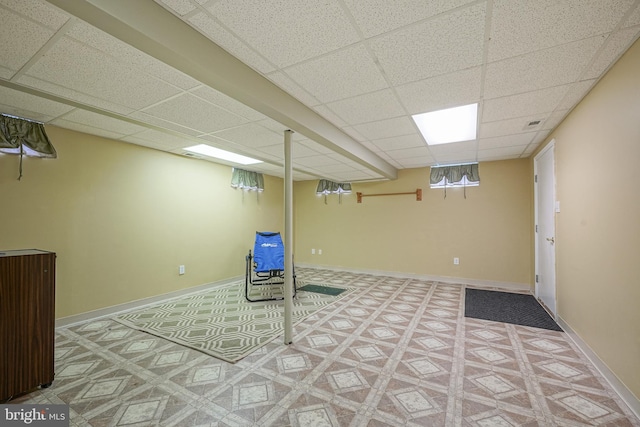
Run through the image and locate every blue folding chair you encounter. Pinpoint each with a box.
[245,232,296,302]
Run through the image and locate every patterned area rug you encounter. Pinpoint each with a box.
[114,281,352,363]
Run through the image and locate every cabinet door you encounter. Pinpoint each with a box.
[0,252,55,401]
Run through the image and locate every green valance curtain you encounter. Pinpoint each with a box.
[429,163,480,198]
[0,114,57,180]
[231,168,264,191]
[316,179,352,203]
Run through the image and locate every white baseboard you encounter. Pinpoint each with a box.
[557,316,640,420]
[55,275,243,328]
[295,263,531,292]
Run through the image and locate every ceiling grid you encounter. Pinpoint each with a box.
[0,0,638,181]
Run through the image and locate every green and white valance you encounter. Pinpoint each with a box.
[316,179,352,204]
[231,168,264,191]
[0,114,57,180]
[430,163,479,198]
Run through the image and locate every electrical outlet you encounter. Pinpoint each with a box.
[311,248,315,254]
[453,257,459,265]
[318,249,322,255]
[179,265,185,275]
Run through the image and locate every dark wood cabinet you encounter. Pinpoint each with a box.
[0,249,56,402]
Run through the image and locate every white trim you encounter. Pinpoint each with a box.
[557,316,640,420]
[295,263,530,292]
[55,275,243,328]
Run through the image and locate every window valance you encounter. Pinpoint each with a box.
[0,114,57,180]
[231,168,264,191]
[430,163,480,198]
[316,179,352,204]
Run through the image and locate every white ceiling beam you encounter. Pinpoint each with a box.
[45,0,397,180]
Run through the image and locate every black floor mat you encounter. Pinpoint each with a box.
[465,288,562,331]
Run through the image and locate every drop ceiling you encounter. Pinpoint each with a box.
[1,0,639,182]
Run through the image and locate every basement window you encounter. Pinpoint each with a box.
[316,179,352,204]
[430,163,479,198]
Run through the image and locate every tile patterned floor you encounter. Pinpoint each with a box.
[10,269,640,426]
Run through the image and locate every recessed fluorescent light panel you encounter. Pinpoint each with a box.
[183,144,262,165]
[412,103,478,145]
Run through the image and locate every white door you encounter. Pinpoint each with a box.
[534,141,557,315]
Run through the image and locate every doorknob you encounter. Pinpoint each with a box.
[546,237,555,244]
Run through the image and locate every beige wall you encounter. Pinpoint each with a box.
[535,39,640,399]
[0,126,283,318]
[294,160,532,285]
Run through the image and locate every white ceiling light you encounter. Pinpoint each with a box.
[412,103,478,145]
[183,144,262,165]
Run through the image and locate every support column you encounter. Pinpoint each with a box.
[283,130,294,344]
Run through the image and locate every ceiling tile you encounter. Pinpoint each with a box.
[624,3,640,26]
[293,172,321,181]
[128,111,202,136]
[123,129,195,150]
[396,67,482,114]
[324,89,405,125]
[24,37,183,110]
[369,2,486,85]
[336,171,382,181]
[209,122,283,148]
[0,65,12,79]
[16,75,135,116]
[488,0,635,62]
[51,119,128,140]
[372,134,425,151]
[433,151,477,164]
[187,12,276,74]
[0,85,74,121]
[0,0,70,30]
[288,142,325,158]
[484,37,605,99]
[313,162,360,174]
[482,85,570,122]
[427,140,476,156]
[583,28,640,79]
[478,132,536,150]
[396,155,435,168]
[343,0,477,38]
[142,93,248,133]
[351,116,416,140]
[383,145,433,159]
[66,22,201,91]
[284,44,388,103]
[0,8,55,73]
[528,133,549,148]
[557,80,597,111]
[480,117,545,138]
[207,0,360,68]
[477,145,526,160]
[541,109,569,131]
[52,109,147,136]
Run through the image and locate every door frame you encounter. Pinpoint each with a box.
[534,139,557,315]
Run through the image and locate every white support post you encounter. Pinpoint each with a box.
[283,130,294,345]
